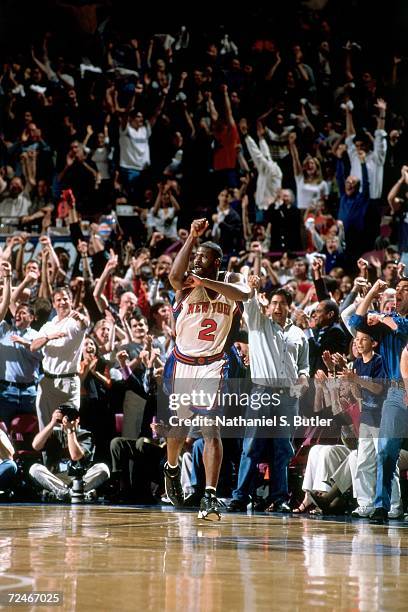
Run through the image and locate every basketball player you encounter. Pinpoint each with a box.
[162,218,250,520]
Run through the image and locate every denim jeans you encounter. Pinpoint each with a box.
[232,387,298,504]
[119,167,141,201]
[374,388,408,511]
[190,438,205,490]
[0,383,37,428]
[0,460,17,489]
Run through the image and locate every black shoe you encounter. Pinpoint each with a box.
[252,498,269,512]
[226,499,248,513]
[309,491,346,515]
[198,492,221,521]
[183,490,203,508]
[267,501,291,513]
[164,463,184,508]
[369,507,389,524]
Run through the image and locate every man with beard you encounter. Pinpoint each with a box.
[30,287,89,431]
[350,278,408,523]
[162,218,250,520]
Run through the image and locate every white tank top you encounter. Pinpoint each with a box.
[173,273,238,358]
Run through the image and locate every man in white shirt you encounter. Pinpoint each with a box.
[227,279,309,513]
[30,287,89,430]
[242,123,282,216]
[119,111,151,176]
[118,94,167,201]
[344,99,387,200]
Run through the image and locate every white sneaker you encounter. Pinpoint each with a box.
[351,505,374,518]
[388,508,404,520]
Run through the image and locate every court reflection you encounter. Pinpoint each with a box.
[1,507,408,611]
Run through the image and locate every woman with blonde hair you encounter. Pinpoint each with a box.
[288,132,329,210]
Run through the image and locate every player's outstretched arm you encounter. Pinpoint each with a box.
[185,271,251,302]
[169,219,208,290]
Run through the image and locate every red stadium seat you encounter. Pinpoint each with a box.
[9,414,40,458]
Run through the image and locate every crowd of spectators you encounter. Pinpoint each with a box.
[1,2,408,520]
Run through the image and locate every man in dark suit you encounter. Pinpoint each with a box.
[266,189,303,252]
[307,299,349,376]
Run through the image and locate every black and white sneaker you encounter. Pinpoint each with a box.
[198,492,221,521]
[41,488,70,503]
[163,463,184,507]
[84,489,98,502]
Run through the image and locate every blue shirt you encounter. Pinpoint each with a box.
[337,159,370,233]
[0,322,41,383]
[349,313,408,379]
[353,353,385,427]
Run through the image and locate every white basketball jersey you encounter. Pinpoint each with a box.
[173,277,238,358]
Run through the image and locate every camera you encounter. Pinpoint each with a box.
[59,404,80,422]
[68,460,86,504]
[67,460,86,478]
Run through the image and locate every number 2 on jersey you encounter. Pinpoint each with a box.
[198,318,217,341]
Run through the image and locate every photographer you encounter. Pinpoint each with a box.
[29,406,109,502]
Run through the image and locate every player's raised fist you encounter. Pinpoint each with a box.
[190,218,209,238]
[248,275,261,291]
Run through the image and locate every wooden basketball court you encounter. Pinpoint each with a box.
[1,505,408,611]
